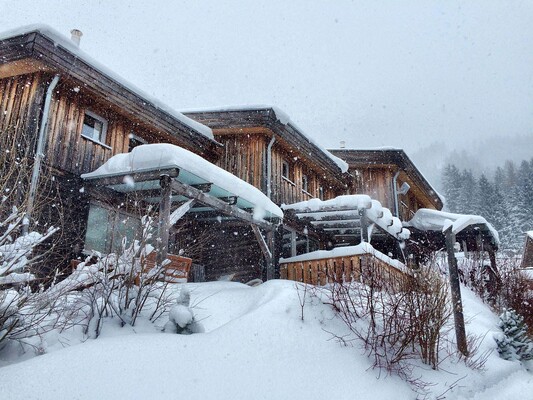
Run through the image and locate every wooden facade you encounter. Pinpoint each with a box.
[184,108,347,206]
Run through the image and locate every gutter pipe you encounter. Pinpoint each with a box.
[266,135,276,199]
[392,170,401,219]
[22,74,61,235]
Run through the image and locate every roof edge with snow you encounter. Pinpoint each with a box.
[183,106,349,179]
[0,24,221,158]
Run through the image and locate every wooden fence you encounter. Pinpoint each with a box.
[280,253,412,290]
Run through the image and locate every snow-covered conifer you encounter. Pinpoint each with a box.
[495,309,533,361]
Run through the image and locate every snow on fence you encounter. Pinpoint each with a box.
[280,245,412,290]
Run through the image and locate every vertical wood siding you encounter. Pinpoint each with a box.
[215,133,342,205]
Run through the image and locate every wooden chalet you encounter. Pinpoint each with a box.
[0,25,501,296]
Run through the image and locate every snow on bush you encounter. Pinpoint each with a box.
[0,207,58,351]
[495,308,533,361]
[164,286,204,335]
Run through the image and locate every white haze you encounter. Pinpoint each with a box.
[1,0,532,167]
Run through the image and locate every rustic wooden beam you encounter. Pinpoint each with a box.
[310,219,362,227]
[157,175,173,267]
[168,179,273,231]
[445,227,468,356]
[84,168,180,187]
[191,183,212,193]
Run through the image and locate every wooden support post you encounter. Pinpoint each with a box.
[360,209,369,243]
[251,225,274,280]
[445,227,469,356]
[157,175,172,267]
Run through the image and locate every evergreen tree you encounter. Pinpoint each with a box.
[441,164,462,212]
[495,309,533,361]
[457,169,478,214]
[476,174,497,220]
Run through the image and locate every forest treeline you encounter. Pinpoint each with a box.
[441,158,533,254]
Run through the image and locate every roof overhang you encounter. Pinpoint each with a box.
[82,144,282,231]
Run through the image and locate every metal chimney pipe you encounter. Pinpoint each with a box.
[340,140,346,149]
[70,29,83,47]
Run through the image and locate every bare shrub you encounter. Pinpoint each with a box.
[59,212,175,338]
[324,260,451,384]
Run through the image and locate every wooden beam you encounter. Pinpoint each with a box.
[168,179,274,231]
[191,183,212,193]
[310,219,362,227]
[84,168,180,187]
[445,227,468,356]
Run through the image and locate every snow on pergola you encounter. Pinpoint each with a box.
[82,144,282,278]
[404,208,499,250]
[282,195,410,245]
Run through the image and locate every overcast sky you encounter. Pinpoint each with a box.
[1,0,532,154]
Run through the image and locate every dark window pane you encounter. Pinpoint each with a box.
[85,205,110,253]
[82,113,104,141]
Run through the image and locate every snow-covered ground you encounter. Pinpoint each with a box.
[1,280,532,400]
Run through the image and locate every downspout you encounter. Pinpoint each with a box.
[392,170,401,218]
[22,74,61,235]
[266,135,276,199]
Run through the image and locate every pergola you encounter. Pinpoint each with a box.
[282,195,409,255]
[82,144,283,280]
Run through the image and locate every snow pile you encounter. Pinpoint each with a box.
[0,25,214,140]
[405,208,499,244]
[1,280,533,399]
[279,242,409,274]
[82,143,283,219]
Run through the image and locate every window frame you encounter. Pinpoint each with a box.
[81,110,110,148]
[301,174,310,194]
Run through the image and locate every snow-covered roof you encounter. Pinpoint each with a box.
[405,208,499,245]
[183,105,349,173]
[282,195,409,240]
[279,242,409,275]
[527,231,533,240]
[82,144,283,220]
[0,24,214,141]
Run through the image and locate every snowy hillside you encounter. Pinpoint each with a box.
[1,280,532,400]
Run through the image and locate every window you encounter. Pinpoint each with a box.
[81,110,108,144]
[128,133,147,152]
[84,203,141,254]
[318,186,325,200]
[282,160,290,180]
[302,174,309,193]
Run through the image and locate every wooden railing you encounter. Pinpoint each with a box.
[280,253,411,290]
